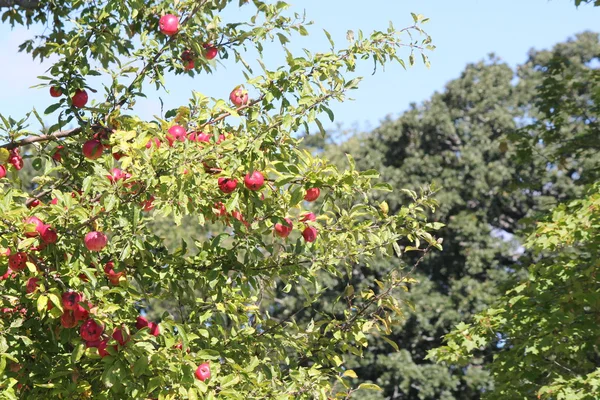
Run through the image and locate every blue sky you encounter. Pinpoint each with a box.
[0,0,598,135]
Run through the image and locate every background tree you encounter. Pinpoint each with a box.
[430,30,600,400]
[0,1,439,399]
[285,32,600,399]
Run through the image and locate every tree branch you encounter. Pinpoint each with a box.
[1,127,82,150]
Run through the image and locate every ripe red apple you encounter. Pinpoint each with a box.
[141,195,155,212]
[0,165,5,178]
[300,212,316,222]
[274,218,293,238]
[72,89,88,108]
[188,131,210,143]
[146,137,161,149]
[8,252,28,271]
[73,303,90,321]
[230,87,249,107]
[62,291,83,310]
[52,145,65,162]
[149,322,160,337]
[107,168,131,183]
[302,226,318,243]
[80,319,104,342]
[26,277,39,293]
[184,60,195,70]
[84,231,108,252]
[0,267,14,280]
[49,86,62,97]
[159,14,179,36]
[23,216,44,238]
[213,202,227,217]
[82,139,103,159]
[9,148,23,170]
[61,311,78,328]
[244,171,264,191]
[97,339,110,357]
[181,49,194,62]
[203,44,218,60]
[136,316,149,330]
[304,188,320,202]
[195,363,211,381]
[104,261,125,284]
[218,178,238,193]
[85,339,101,348]
[112,327,129,346]
[27,199,40,208]
[166,125,186,146]
[40,225,58,244]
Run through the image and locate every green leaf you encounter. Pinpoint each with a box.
[358,383,383,391]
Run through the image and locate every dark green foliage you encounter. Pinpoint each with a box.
[299,34,599,399]
[431,32,600,400]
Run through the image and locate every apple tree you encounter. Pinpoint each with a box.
[0,1,438,398]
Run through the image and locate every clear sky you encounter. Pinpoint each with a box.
[0,0,598,135]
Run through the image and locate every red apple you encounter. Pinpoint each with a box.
[40,225,58,244]
[27,199,40,208]
[213,202,227,217]
[218,178,238,193]
[135,316,149,331]
[26,277,39,293]
[184,60,195,70]
[188,131,210,143]
[97,339,110,357]
[84,231,107,252]
[302,226,318,243]
[72,89,88,108]
[146,137,161,149]
[62,291,83,310]
[230,87,249,107]
[104,261,125,284]
[112,151,125,160]
[49,86,62,97]
[244,171,264,191]
[60,311,78,328]
[166,125,186,146]
[8,252,28,272]
[274,218,293,238]
[304,188,320,202]
[9,148,23,170]
[80,319,104,342]
[23,216,44,238]
[73,303,90,321]
[203,44,218,60]
[141,195,155,212]
[107,168,131,183]
[149,322,160,337]
[0,165,5,178]
[112,327,129,346]
[159,14,179,36]
[82,139,103,159]
[300,212,316,222]
[195,363,211,381]
[52,146,65,162]
[181,49,194,62]
[85,339,101,348]
[0,267,14,280]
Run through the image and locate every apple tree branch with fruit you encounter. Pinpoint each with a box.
[0,1,439,398]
